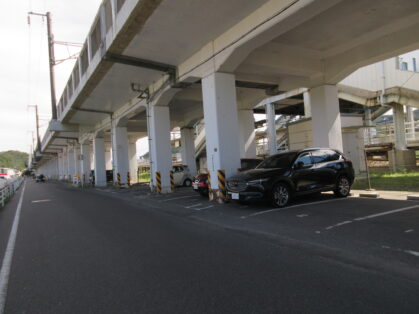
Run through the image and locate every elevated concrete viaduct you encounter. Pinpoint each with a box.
[33,0,419,195]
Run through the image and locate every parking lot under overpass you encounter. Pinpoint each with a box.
[33,0,419,195]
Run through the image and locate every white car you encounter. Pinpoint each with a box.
[172,165,193,187]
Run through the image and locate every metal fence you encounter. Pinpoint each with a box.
[364,121,419,146]
[0,177,24,207]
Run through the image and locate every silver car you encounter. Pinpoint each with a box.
[172,165,193,187]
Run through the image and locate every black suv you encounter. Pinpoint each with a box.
[226,148,355,207]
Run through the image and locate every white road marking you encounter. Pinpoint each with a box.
[0,181,26,314]
[193,205,214,211]
[240,198,347,219]
[405,250,419,257]
[185,203,202,208]
[325,220,352,230]
[160,195,196,202]
[353,204,419,221]
[31,199,50,203]
[405,229,414,233]
[324,204,419,232]
[381,245,419,258]
[296,214,309,218]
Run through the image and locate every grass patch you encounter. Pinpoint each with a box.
[138,172,150,183]
[352,172,419,192]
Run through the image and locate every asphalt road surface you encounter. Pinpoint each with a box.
[1,180,418,313]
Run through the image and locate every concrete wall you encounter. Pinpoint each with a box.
[288,119,313,150]
[341,57,419,93]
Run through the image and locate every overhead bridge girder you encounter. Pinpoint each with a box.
[103,52,176,75]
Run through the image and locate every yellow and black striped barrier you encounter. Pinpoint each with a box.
[207,170,213,201]
[127,172,131,187]
[117,173,121,187]
[217,169,227,203]
[170,171,174,192]
[156,171,162,193]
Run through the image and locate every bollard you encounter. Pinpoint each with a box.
[117,173,121,187]
[170,171,174,192]
[127,172,131,187]
[217,169,227,203]
[156,171,162,193]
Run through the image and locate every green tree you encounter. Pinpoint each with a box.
[0,150,29,171]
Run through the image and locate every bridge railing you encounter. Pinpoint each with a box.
[364,121,419,146]
[0,177,24,208]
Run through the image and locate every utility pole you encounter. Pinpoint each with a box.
[28,11,57,120]
[28,105,41,151]
[35,105,40,147]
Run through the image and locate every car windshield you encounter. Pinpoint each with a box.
[256,152,297,169]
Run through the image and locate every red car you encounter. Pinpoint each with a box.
[192,173,209,196]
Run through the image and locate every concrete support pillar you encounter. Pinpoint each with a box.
[128,141,138,184]
[63,148,69,180]
[68,146,75,180]
[111,126,130,185]
[74,145,81,177]
[53,157,59,179]
[105,150,112,170]
[406,106,415,140]
[266,103,277,155]
[238,109,257,158]
[389,103,417,171]
[80,143,91,185]
[149,105,172,193]
[202,72,241,189]
[392,103,407,150]
[93,137,107,187]
[180,127,197,176]
[311,85,343,152]
[303,91,311,118]
[57,153,63,180]
[364,107,373,145]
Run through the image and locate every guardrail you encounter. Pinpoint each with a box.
[364,121,419,146]
[0,177,24,208]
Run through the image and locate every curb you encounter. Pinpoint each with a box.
[359,193,379,198]
[407,195,419,201]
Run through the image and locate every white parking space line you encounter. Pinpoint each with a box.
[160,195,196,202]
[193,205,214,211]
[240,198,347,219]
[381,246,419,258]
[353,205,419,221]
[325,220,352,230]
[405,250,419,257]
[0,181,26,314]
[185,203,202,209]
[323,204,419,232]
[405,229,414,233]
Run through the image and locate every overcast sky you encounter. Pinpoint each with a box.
[1,1,418,155]
[0,0,101,153]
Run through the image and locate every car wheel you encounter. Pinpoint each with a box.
[272,183,291,208]
[183,178,192,187]
[334,176,351,197]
